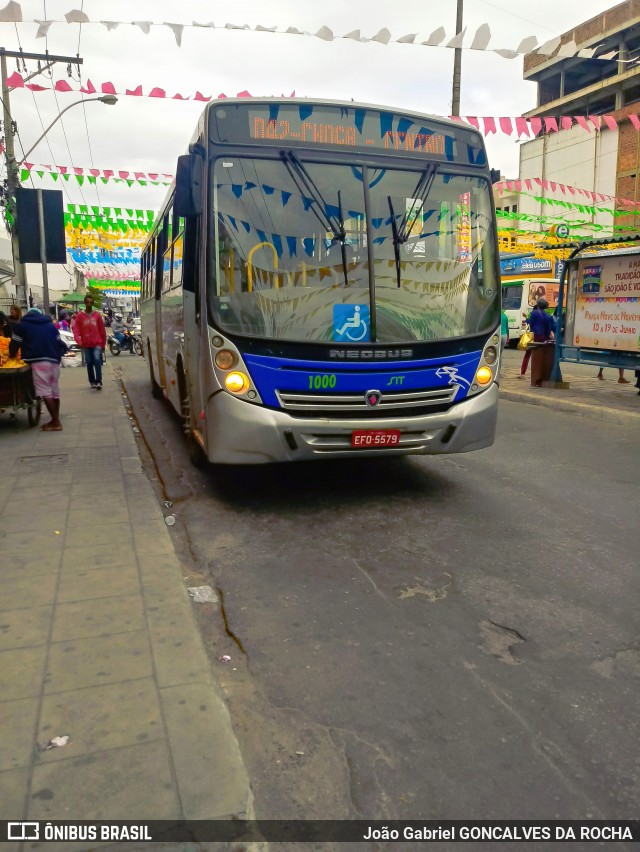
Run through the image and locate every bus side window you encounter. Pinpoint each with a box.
[182,217,198,295]
[162,209,172,294]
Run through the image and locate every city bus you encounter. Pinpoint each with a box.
[141,98,501,465]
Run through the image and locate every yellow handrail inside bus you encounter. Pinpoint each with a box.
[247,241,279,291]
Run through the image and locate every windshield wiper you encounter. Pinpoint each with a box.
[387,164,439,289]
[280,150,349,286]
[387,196,402,289]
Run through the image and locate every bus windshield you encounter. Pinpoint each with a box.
[208,156,499,343]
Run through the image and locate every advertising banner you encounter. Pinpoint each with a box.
[572,256,640,353]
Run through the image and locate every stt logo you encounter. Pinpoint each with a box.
[387,376,405,386]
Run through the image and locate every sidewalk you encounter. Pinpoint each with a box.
[499,350,640,426]
[0,360,252,847]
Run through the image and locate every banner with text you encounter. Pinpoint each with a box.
[572,256,640,352]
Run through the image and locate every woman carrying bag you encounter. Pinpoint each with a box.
[518,298,555,386]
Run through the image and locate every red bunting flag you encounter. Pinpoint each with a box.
[482,116,496,135]
[629,114,640,130]
[126,85,143,96]
[6,71,24,87]
[529,117,542,136]
[544,117,558,133]
[515,117,530,137]
[498,117,513,135]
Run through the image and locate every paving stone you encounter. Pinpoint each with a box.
[28,740,180,820]
[52,594,145,642]
[0,573,57,612]
[0,766,30,821]
[61,548,135,573]
[37,678,164,762]
[45,631,153,693]
[0,697,39,771]
[0,607,52,651]
[146,603,212,688]
[161,682,251,819]
[0,645,48,701]
[57,563,140,602]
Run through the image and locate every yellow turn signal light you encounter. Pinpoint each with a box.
[475,365,493,386]
[215,349,236,370]
[224,371,250,394]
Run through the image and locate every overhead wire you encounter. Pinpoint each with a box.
[74,0,102,210]
[42,0,89,208]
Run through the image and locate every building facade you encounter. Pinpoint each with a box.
[518,0,640,237]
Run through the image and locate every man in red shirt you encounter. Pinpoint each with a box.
[73,294,107,389]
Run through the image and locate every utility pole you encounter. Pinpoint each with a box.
[451,0,464,117]
[0,47,82,308]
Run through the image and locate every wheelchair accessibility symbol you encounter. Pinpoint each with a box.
[333,304,370,342]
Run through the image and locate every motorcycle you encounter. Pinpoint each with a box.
[108,328,143,357]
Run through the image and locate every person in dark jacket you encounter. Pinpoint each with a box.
[518,299,555,379]
[10,308,66,431]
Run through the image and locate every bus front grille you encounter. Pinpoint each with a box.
[276,386,457,417]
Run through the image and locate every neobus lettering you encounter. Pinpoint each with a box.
[329,349,413,359]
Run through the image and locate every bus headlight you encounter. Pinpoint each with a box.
[475,365,493,385]
[224,371,250,394]
[215,349,237,370]
[483,345,498,365]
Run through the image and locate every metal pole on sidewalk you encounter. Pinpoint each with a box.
[36,188,50,316]
[1,52,28,308]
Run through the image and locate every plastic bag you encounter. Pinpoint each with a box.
[517,329,534,351]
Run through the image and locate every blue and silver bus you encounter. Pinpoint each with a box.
[141,98,501,465]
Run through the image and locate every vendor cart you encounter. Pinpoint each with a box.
[0,365,42,427]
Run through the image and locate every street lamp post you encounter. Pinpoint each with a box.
[4,93,117,311]
[451,0,464,117]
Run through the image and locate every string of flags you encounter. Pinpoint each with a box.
[6,74,640,138]
[494,179,638,209]
[0,2,625,62]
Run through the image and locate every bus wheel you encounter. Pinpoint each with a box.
[148,343,163,399]
[178,368,207,468]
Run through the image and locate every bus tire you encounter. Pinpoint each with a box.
[178,364,207,469]
[148,343,163,400]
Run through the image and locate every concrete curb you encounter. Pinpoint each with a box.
[499,387,640,426]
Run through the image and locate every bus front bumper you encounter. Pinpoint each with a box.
[203,384,499,464]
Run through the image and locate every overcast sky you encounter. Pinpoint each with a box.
[1,0,619,223]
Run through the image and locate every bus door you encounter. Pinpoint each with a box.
[501,281,525,342]
[154,220,169,392]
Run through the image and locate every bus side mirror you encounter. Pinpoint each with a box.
[490,168,501,184]
[175,150,203,217]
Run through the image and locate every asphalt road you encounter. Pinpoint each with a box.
[117,355,639,838]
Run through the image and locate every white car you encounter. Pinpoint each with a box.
[59,329,79,351]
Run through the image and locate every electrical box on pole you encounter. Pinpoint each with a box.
[15,188,66,263]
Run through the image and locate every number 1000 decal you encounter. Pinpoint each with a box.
[308,374,337,390]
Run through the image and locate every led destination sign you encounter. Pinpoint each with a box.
[251,117,446,155]
[211,103,488,164]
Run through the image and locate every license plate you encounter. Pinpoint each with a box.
[351,429,401,448]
